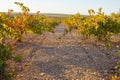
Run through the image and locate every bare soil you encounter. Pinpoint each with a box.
[13,24,120,80]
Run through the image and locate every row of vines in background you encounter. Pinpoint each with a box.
[0,2,59,80]
[63,8,120,43]
[0,2,59,43]
[62,8,120,79]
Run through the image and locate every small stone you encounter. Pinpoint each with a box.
[20,74,24,76]
[40,73,45,76]
[116,45,119,48]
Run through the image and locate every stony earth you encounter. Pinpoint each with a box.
[13,24,120,80]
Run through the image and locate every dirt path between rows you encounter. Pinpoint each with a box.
[14,24,120,80]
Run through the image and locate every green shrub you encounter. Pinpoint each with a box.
[0,43,12,80]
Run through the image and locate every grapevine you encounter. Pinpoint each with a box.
[63,8,120,43]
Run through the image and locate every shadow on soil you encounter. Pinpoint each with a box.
[14,40,120,79]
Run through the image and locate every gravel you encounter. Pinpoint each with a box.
[13,24,120,80]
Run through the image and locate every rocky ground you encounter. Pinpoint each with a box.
[13,24,120,80]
